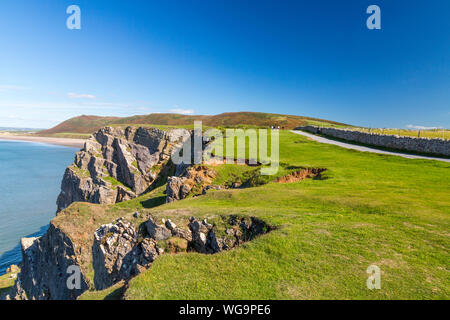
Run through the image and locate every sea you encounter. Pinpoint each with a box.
[0,139,77,275]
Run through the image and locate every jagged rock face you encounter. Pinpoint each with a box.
[188,216,271,254]
[57,126,190,212]
[92,215,273,291]
[92,219,162,290]
[4,215,272,300]
[146,217,171,241]
[92,217,193,290]
[7,224,89,300]
[166,165,217,202]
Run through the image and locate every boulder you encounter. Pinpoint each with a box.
[165,166,217,203]
[146,217,171,241]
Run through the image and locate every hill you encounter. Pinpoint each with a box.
[38,115,120,136]
[38,112,351,137]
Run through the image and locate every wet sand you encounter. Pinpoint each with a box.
[0,133,85,148]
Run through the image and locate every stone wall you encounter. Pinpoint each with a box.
[296,126,450,157]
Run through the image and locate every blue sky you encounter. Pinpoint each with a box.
[0,0,448,129]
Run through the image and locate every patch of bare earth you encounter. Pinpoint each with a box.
[276,168,327,183]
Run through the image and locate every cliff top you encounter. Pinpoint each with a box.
[11,130,449,300]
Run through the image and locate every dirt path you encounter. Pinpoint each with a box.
[291,130,450,163]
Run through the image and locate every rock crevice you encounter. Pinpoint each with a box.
[91,215,273,291]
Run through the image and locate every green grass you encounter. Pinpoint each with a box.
[0,273,16,297]
[103,175,132,191]
[78,282,126,300]
[64,130,449,300]
[121,131,449,300]
[69,165,90,178]
[306,119,353,129]
[351,128,449,140]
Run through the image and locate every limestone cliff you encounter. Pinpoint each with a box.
[57,126,190,212]
[1,125,274,301]
[4,224,89,300]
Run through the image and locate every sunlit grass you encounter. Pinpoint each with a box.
[76,130,448,300]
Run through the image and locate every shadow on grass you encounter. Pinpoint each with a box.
[140,196,166,209]
[104,284,127,300]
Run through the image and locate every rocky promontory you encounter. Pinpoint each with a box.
[57,126,190,212]
[2,125,274,300]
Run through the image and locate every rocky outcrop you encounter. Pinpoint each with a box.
[92,217,187,290]
[91,215,272,291]
[3,124,277,300]
[4,213,272,300]
[92,218,162,290]
[57,126,190,212]
[166,165,217,202]
[188,216,272,254]
[5,224,89,300]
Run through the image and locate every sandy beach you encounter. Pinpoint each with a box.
[0,133,85,148]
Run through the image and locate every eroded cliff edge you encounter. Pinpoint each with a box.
[3,126,191,300]
[2,125,279,300]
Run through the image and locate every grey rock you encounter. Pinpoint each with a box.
[165,176,190,203]
[146,217,171,241]
[92,218,161,290]
[165,219,177,231]
[57,126,191,213]
[202,185,226,195]
[188,216,272,254]
[6,225,89,300]
[165,166,217,203]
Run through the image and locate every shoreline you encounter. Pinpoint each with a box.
[0,134,85,148]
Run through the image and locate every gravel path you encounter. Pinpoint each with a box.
[291,130,450,163]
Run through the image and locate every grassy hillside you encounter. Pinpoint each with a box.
[38,115,120,135]
[38,112,351,137]
[65,130,449,300]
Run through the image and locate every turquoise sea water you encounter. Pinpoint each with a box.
[0,140,76,275]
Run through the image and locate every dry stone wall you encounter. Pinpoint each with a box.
[296,126,450,157]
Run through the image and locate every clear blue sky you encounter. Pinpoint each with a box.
[0,0,448,129]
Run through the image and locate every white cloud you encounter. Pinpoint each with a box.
[407,124,443,130]
[67,92,96,99]
[169,108,194,115]
[0,85,26,92]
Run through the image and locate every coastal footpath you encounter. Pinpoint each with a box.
[296,126,450,157]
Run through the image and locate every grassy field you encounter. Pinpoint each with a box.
[72,130,449,300]
[351,128,449,140]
